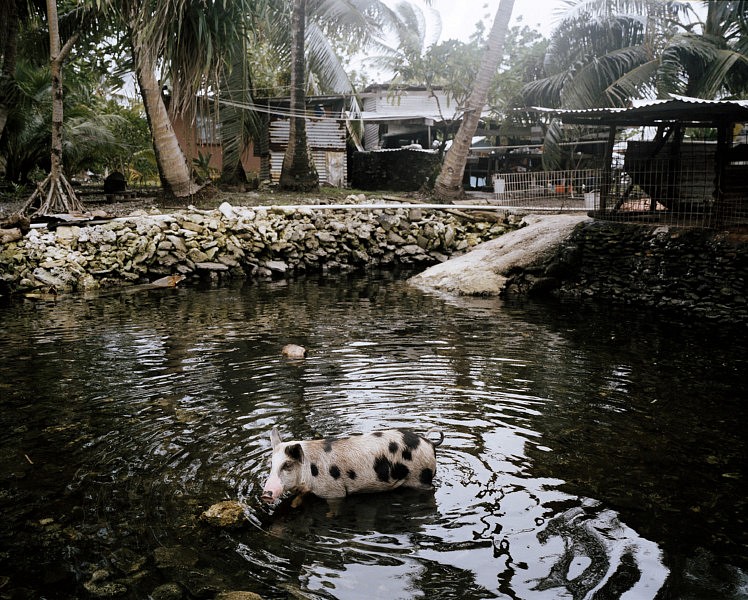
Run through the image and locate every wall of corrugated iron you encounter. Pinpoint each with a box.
[269,118,347,186]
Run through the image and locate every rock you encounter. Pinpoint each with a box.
[216,592,263,600]
[265,260,288,273]
[83,569,127,598]
[154,546,199,569]
[410,215,590,296]
[218,202,235,219]
[316,231,336,243]
[200,501,248,529]
[282,344,307,359]
[194,262,229,271]
[32,268,66,288]
[110,548,147,575]
[151,583,184,600]
[0,227,23,245]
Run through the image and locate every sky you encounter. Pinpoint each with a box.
[425,0,566,42]
[423,0,707,43]
[362,0,567,82]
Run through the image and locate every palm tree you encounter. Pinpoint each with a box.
[523,0,748,108]
[522,0,748,169]
[22,0,84,215]
[433,0,515,202]
[2,58,125,184]
[92,0,255,198]
[275,0,412,190]
[279,0,319,191]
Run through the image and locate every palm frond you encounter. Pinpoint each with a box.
[560,45,651,107]
[306,20,354,93]
[542,118,564,171]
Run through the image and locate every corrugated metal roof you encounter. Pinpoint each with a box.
[529,96,748,126]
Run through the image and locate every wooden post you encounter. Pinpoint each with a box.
[600,124,617,213]
[714,119,730,226]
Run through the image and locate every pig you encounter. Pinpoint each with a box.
[261,427,444,503]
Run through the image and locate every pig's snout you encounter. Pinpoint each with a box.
[262,474,283,503]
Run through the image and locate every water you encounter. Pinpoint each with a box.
[0,272,745,599]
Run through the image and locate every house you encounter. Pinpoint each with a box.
[173,85,521,192]
[172,95,353,186]
[356,85,459,150]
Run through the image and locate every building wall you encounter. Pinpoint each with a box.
[268,117,347,187]
[368,88,453,117]
[172,113,261,177]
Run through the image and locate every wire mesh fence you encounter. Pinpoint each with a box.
[489,140,748,229]
[492,169,600,212]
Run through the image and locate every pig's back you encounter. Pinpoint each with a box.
[306,429,437,497]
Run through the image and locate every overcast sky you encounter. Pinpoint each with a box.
[424,0,707,43]
[425,0,566,42]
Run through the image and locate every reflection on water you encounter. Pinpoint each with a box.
[0,272,745,599]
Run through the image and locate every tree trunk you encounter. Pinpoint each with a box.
[130,24,199,198]
[0,0,20,141]
[23,0,83,216]
[433,0,515,202]
[219,51,250,186]
[279,0,318,192]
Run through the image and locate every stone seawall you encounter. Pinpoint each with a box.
[506,220,748,325]
[0,201,513,295]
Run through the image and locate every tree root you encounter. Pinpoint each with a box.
[23,172,85,216]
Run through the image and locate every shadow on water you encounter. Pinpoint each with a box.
[0,271,745,599]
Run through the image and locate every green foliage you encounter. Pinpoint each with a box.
[192,150,215,183]
[0,58,151,184]
[94,97,154,180]
[522,0,748,109]
[375,16,546,122]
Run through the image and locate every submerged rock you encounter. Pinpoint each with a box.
[151,583,184,600]
[83,569,127,598]
[200,500,248,529]
[154,545,199,569]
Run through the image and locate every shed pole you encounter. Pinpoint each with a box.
[714,119,730,226]
[600,124,617,212]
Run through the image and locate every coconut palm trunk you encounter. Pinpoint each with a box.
[0,0,20,141]
[23,0,84,215]
[433,0,515,202]
[130,25,198,198]
[279,0,318,191]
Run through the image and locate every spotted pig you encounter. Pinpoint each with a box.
[261,427,443,503]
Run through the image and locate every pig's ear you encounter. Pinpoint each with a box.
[286,443,304,463]
[270,427,282,449]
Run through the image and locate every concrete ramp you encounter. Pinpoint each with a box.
[409,214,590,296]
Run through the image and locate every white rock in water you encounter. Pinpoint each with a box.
[282,344,307,359]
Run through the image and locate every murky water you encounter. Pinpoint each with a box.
[0,272,745,599]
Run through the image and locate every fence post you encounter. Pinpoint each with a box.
[600,124,617,213]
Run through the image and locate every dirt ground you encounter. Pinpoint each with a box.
[0,185,422,220]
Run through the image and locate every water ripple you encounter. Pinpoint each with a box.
[0,277,744,599]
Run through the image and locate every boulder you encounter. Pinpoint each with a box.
[409,214,590,296]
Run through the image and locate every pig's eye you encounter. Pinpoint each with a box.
[281,461,294,471]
